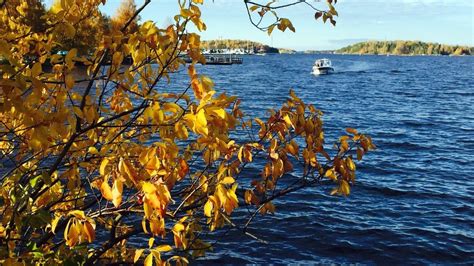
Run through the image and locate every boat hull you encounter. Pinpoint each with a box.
[312,67,334,75]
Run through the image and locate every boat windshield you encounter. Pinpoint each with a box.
[315,59,331,67]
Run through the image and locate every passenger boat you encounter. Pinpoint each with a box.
[312,58,334,75]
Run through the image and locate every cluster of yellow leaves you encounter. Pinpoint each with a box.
[328,128,375,196]
[63,211,96,247]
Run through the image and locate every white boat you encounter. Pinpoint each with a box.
[312,58,334,75]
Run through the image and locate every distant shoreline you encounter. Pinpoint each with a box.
[335,40,473,56]
[332,53,472,57]
[201,39,473,56]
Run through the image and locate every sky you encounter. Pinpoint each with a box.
[65,0,474,50]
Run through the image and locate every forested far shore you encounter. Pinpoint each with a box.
[337,41,473,56]
[201,39,296,53]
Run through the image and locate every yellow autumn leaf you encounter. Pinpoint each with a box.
[346,157,356,171]
[195,108,208,135]
[174,122,189,139]
[221,176,235,185]
[341,180,350,196]
[112,179,123,207]
[144,201,153,218]
[149,218,165,237]
[286,140,299,157]
[144,253,153,266]
[68,210,86,219]
[100,180,113,201]
[87,146,98,155]
[31,62,42,77]
[142,182,157,194]
[65,74,75,90]
[156,245,173,252]
[173,223,185,232]
[208,107,226,119]
[237,146,244,162]
[134,249,145,263]
[65,220,81,247]
[119,159,139,184]
[84,106,96,124]
[99,158,109,176]
[204,200,213,217]
[201,76,214,91]
[143,185,161,209]
[270,138,278,152]
[325,169,337,180]
[112,51,123,65]
[283,114,293,127]
[148,237,155,248]
[51,215,61,234]
[180,8,193,18]
[162,102,181,114]
[65,48,77,67]
[142,219,149,234]
[196,109,207,127]
[272,159,284,178]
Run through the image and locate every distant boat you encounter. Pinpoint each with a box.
[205,54,242,65]
[180,54,242,65]
[312,58,334,75]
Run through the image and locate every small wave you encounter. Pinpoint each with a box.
[390,69,404,73]
[380,140,432,151]
[356,182,472,203]
[400,119,436,127]
[443,90,474,97]
[452,205,474,215]
[361,185,418,197]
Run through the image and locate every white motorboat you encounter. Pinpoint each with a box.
[312,58,334,75]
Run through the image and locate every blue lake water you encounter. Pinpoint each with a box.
[162,54,474,264]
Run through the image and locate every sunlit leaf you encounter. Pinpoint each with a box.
[144,253,153,266]
[134,249,145,263]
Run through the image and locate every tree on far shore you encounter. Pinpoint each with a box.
[111,0,139,34]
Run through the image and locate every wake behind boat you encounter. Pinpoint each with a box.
[312,58,334,75]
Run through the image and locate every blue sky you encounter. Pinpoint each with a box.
[64,0,474,50]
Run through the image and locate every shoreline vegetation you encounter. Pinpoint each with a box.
[335,41,473,56]
[201,39,473,56]
[201,39,296,54]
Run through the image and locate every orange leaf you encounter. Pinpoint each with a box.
[83,221,95,243]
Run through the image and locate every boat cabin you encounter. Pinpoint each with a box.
[314,58,332,68]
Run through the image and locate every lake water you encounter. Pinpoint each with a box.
[165,54,473,264]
